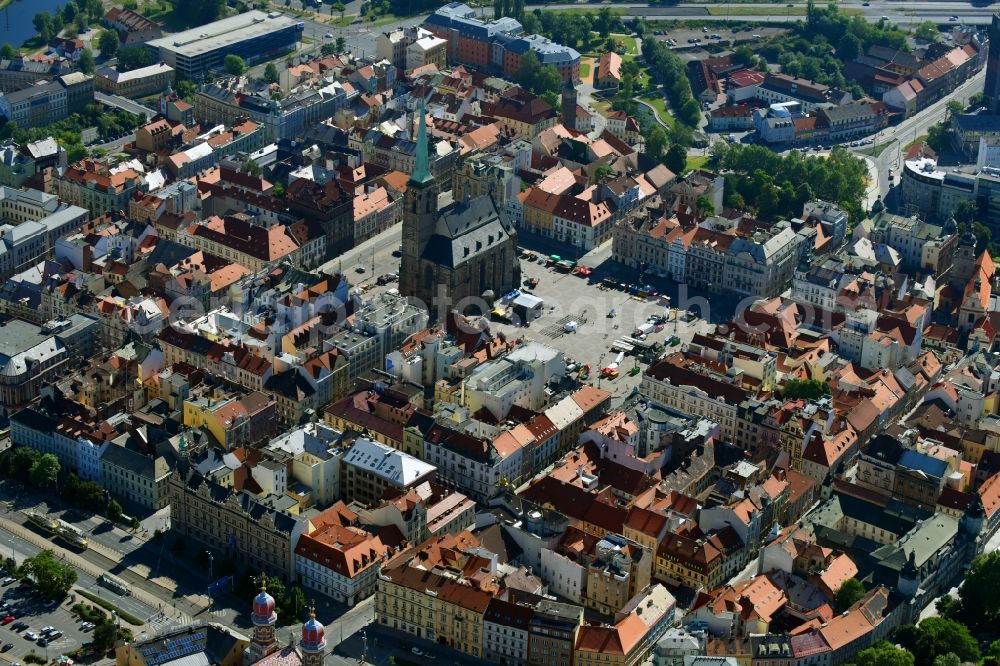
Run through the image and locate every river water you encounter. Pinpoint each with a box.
[0,0,77,48]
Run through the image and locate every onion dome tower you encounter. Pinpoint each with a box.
[299,604,326,666]
[245,575,280,665]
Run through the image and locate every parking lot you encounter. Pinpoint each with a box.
[490,253,714,406]
[0,581,93,666]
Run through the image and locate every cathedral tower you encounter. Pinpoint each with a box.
[399,101,439,304]
[562,79,578,130]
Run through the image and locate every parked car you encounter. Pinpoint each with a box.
[23,632,36,641]
[1,643,12,652]
[411,648,425,657]
[1,617,13,625]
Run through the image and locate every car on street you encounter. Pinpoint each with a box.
[324,32,333,38]
[411,648,425,657]
[949,15,959,21]
[354,265,366,273]
[391,248,402,257]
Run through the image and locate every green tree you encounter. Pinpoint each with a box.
[33,13,53,42]
[51,12,64,37]
[934,595,961,621]
[84,0,102,20]
[837,33,861,61]
[931,655,960,666]
[74,11,87,32]
[854,641,915,666]
[77,48,95,74]
[224,54,246,76]
[321,42,337,56]
[953,199,979,227]
[107,499,123,522]
[946,99,964,120]
[332,1,346,18]
[493,0,501,20]
[781,379,831,400]
[176,79,195,100]
[664,144,686,174]
[173,0,224,28]
[915,21,939,42]
[117,45,152,72]
[129,516,140,532]
[280,586,306,624]
[98,29,119,58]
[971,92,985,108]
[646,126,667,162]
[28,453,60,489]
[595,6,614,37]
[957,550,1000,633]
[92,621,117,651]
[62,1,79,23]
[832,577,865,613]
[243,158,262,177]
[18,550,77,599]
[926,122,950,153]
[897,618,980,666]
[0,44,16,59]
[2,446,40,478]
[264,62,279,84]
[512,0,524,21]
[694,195,715,217]
[732,46,757,68]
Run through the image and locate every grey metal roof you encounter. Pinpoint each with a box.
[421,194,515,268]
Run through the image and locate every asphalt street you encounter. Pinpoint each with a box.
[852,69,985,201]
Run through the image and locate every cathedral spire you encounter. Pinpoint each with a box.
[411,100,433,185]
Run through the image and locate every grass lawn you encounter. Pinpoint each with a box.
[593,98,613,115]
[326,14,356,26]
[686,155,709,172]
[638,94,677,129]
[609,33,637,55]
[707,5,805,15]
[856,140,897,159]
[580,62,591,78]
[706,4,861,15]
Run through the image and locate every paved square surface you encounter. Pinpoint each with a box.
[491,255,714,406]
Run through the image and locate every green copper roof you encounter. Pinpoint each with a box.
[411,101,433,184]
